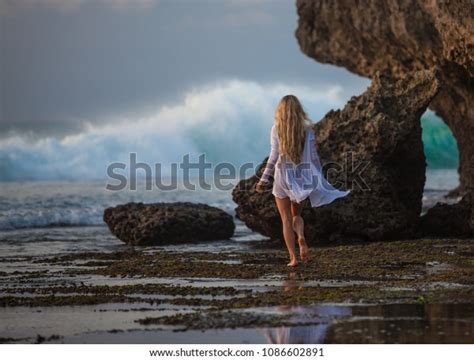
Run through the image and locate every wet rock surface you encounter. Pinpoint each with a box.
[233,70,439,242]
[419,193,473,237]
[295,0,473,235]
[0,238,473,343]
[136,311,294,329]
[103,202,235,245]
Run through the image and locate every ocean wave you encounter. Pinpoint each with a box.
[421,113,459,169]
[0,180,237,231]
[0,207,105,231]
[0,202,236,231]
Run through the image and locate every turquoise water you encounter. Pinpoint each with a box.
[0,111,459,182]
[421,112,459,169]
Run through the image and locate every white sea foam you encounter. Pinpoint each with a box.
[0,180,236,231]
[0,168,459,231]
[0,79,343,181]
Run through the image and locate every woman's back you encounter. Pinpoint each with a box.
[260,123,349,207]
[261,125,320,180]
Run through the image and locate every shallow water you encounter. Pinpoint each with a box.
[28,303,471,344]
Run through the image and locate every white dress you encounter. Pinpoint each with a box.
[260,124,350,207]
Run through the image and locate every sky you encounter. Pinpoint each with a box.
[0,0,370,180]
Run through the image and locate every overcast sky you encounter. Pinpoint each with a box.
[0,0,369,180]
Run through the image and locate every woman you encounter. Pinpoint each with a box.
[256,95,350,267]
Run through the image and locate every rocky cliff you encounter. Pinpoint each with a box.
[295,0,473,197]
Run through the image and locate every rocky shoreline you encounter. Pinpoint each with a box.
[1,0,473,345]
[1,237,472,343]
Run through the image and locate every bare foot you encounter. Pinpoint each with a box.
[298,237,309,262]
[287,257,298,267]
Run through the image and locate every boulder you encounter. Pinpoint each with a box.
[232,70,440,242]
[103,202,235,246]
[419,193,473,237]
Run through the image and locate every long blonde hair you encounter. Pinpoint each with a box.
[274,94,311,164]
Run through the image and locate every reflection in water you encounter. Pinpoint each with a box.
[326,303,474,344]
[261,271,352,344]
[259,272,474,344]
[261,305,352,344]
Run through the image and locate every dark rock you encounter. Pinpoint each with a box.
[232,70,440,242]
[419,193,473,237]
[103,202,235,246]
[295,0,473,218]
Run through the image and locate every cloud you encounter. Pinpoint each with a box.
[180,9,276,30]
[226,0,274,7]
[1,0,369,136]
[0,79,344,180]
[0,0,159,14]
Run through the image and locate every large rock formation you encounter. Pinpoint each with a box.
[104,202,235,246]
[295,0,473,236]
[296,0,473,196]
[233,70,440,242]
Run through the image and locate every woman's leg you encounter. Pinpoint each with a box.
[291,201,309,262]
[275,196,298,267]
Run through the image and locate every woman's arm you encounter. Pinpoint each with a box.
[256,125,278,193]
[260,125,279,183]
